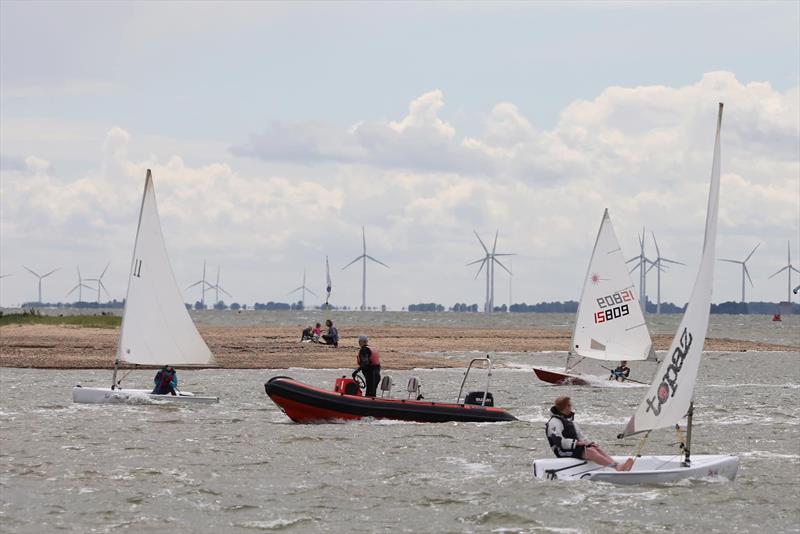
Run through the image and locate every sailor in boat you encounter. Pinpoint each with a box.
[322,319,339,347]
[546,396,633,471]
[152,366,178,396]
[608,361,631,382]
[353,335,381,397]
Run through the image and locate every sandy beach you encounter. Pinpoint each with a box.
[0,323,796,369]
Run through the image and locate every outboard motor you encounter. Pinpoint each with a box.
[379,376,394,398]
[464,391,494,407]
[334,376,362,396]
[406,376,423,400]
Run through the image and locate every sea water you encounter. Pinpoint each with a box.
[1,342,798,533]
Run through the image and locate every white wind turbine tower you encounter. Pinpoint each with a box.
[187,259,213,308]
[23,266,60,304]
[467,230,514,314]
[209,265,232,305]
[768,241,799,304]
[648,232,684,314]
[66,266,94,302]
[288,268,318,307]
[342,226,389,311]
[626,228,654,313]
[84,262,111,303]
[719,243,760,303]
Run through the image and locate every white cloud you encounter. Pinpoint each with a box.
[1,72,798,308]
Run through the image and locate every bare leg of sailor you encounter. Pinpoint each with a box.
[584,447,634,471]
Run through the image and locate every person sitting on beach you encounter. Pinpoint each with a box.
[609,361,631,382]
[353,335,381,397]
[312,322,322,342]
[152,365,178,396]
[322,319,339,347]
[300,325,313,342]
[546,396,633,471]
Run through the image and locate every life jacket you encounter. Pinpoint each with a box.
[160,370,175,387]
[357,346,381,367]
[546,407,578,454]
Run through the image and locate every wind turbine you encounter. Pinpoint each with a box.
[66,266,94,302]
[342,226,389,311]
[719,243,760,303]
[626,228,654,313]
[84,262,111,303]
[648,232,684,314]
[187,259,213,308]
[288,268,318,306]
[768,241,800,303]
[467,230,514,314]
[23,266,60,304]
[208,265,232,305]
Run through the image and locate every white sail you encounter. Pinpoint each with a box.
[116,170,216,367]
[571,209,653,362]
[622,103,723,437]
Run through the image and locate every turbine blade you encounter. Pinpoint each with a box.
[719,259,741,264]
[744,243,760,263]
[492,256,511,275]
[342,255,364,270]
[626,257,638,264]
[661,258,685,266]
[791,266,800,274]
[744,265,753,287]
[473,231,489,254]
[305,287,319,298]
[42,268,60,278]
[768,266,789,279]
[491,230,499,255]
[362,226,366,254]
[473,258,487,279]
[366,255,390,268]
[287,287,303,295]
[100,261,110,279]
[23,266,39,277]
[187,280,204,289]
[651,232,661,257]
[66,284,80,296]
[219,286,233,298]
[492,253,516,257]
[99,280,111,298]
[466,258,486,266]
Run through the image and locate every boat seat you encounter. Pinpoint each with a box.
[380,376,394,397]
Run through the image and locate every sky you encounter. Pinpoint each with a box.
[1,1,798,309]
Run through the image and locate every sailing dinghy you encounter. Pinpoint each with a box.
[533,209,654,385]
[73,170,219,404]
[533,103,739,483]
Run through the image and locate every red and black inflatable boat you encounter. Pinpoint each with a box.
[265,375,517,424]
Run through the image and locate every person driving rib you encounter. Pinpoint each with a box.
[353,335,381,397]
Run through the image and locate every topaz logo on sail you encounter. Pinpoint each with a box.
[645,328,693,416]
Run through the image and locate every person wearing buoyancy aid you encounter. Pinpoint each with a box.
[545,396,633,471]
[609,361,631,381]
[353,335,381,397]
[152,365,178,396]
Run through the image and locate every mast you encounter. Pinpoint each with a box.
[683,402,694,466]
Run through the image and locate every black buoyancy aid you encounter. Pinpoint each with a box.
[546,407,578,451]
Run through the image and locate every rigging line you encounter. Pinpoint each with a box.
[625,322,648,331]
[633,431,651,457]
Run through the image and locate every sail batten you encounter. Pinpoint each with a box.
[116,170,216,367]
[622,103,723,437]
[571,209,653,362]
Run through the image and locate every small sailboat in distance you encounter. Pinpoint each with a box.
[533,103,739,483]
[73,170,219,404]
[533,209,655,386]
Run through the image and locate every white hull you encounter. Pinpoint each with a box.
[72,386,218,405]
[533,454,739,484]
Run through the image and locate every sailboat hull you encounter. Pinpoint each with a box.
[72,386,218,404]
[532,367,591,386]
[532,454,739,484]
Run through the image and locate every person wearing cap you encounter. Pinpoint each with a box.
[546,396,633,471]
[353,335,381,397]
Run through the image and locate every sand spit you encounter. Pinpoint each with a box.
[0,324,796,369]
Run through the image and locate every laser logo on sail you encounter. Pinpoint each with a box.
[645,328,693,416]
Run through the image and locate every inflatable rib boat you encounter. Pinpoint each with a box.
[265,357,517,424]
